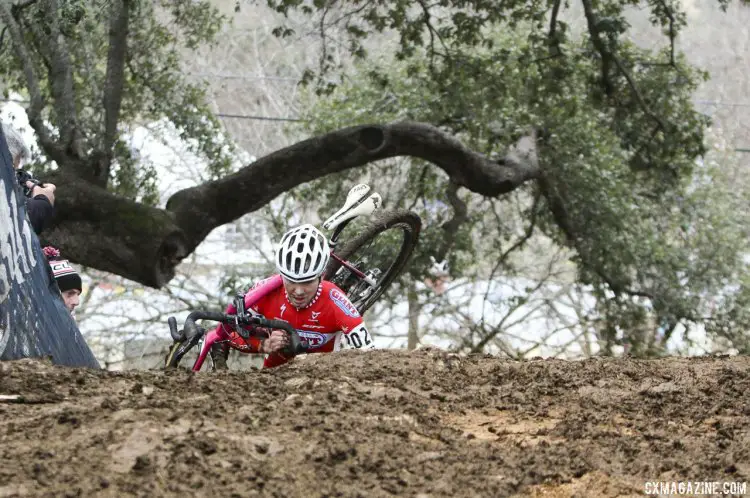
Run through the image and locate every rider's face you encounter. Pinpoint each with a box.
[283,277,320,308]
[62,289,81,313]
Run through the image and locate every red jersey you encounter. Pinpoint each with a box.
[224,277,373,368]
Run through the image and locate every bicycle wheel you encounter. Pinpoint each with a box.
[324,210,421,315]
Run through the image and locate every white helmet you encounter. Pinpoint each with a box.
[275,224,330,282]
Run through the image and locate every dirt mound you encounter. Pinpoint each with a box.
[0,349,748,497]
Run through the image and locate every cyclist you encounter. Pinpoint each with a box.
[210,223,375,370]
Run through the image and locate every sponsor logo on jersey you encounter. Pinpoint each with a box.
[329,288,360,318]
[297,330,328,348]
[280,303,287,318]
[311,311,321,321]
[302,324,326,330]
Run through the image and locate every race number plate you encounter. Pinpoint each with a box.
[341,324,375,350]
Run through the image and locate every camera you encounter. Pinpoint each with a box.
[15,169,42,197]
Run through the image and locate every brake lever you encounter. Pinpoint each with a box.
[231,293,257,339]
[236,327,251,340]
[233,292,246,328]
[282,330,308,356]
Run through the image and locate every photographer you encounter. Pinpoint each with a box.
[1,121,56,234]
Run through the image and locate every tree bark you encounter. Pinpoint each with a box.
[41,172,187,288]
[41,122,539,288]
[0,2,65,162]
[37,0,80,152]
[168,121,540,250]
[100,0,130,184]
[407,284,420,350]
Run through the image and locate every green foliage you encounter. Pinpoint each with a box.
[288,8,750,354]
[124,2,234,182]
[0,0,234,202]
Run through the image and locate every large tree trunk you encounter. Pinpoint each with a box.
[42,122,540,287]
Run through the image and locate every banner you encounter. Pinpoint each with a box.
[0,125,99,368]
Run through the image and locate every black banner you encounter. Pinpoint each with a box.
[0,125,100,369]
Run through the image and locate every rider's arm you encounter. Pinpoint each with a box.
[219,322,284,354]
[221,275,285,353]
[218,322,263,353]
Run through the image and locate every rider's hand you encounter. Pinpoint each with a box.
[261,329,288,353]
[29,182,56,205]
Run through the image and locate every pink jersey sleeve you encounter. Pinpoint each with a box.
[224,274,283,314]
[216,274,284,338]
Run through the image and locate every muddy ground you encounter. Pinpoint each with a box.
[0,349,748,497]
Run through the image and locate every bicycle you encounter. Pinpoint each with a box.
[164,184,422,371]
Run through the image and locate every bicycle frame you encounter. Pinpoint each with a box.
[327,221,379,287]
[329,251,375,285]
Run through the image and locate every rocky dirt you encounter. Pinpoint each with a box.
[0,349,748,497]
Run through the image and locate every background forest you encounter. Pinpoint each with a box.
[2,0,750,368]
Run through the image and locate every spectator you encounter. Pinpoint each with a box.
[43,246,82,317]
[424,256,450,295]
[1,121,56,234]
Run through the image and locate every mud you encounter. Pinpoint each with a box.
[0,349,748,497]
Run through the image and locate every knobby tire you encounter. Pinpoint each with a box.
[324,210,421,315]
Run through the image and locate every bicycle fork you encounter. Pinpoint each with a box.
[192,326,230,372]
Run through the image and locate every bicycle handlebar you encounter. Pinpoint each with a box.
[174,310,309,356]
[184,311,229,341]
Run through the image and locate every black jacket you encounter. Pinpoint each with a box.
[26,194,55,234]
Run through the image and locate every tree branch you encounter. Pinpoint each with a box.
[10,0,39,12]
[167,121,540,255]
[42,171,187,288]
[548,0,563,56]
[38,0,81,154]
[469,277,548,354]
[317,1,330,82]
[654,0,676,66]
[434,180,469,263]
[581,0,614,96]
[327,0,377,31]
[495,191,541,271]
[537,174,654,301]
[416,0,449,68]
[0,2,65,161]
[610,57,667,131]
[404,164,429,211]
[580,0,666,131]
[99,0,130,184]
[40,122,538,288]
